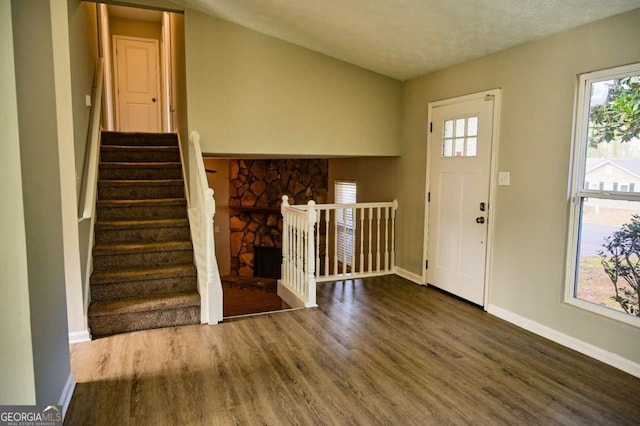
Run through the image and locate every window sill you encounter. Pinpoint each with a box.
[565,297,640,329]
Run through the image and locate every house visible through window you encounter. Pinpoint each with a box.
[335,180,356,269]
[567,62,640,326]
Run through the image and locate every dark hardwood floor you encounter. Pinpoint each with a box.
[65,275,640,425]
[221,275,289,317]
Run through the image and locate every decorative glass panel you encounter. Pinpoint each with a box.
[466,137,477,156]
[444,120,454,138]
[443,139,453,157]
[454,138,464,156]
[467,116,478,136]
[455,119,465,137]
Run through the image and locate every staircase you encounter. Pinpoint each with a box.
[88,132,200,338]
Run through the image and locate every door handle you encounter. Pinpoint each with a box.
[476,217,485,224]
[152,98,157,103]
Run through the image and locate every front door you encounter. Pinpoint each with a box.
[114,36,161,132]
[425,91,499,306]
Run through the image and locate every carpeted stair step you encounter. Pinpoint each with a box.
[90,264,197,301]
[98,179,184,200]
[94,218,190,244]
[88,290,200,338]
[99,162,183,180]
[93,240,194,271]
[100,145,180,163]
[96,198,187,221]
[101,131,178,147]
[89,131,201,339]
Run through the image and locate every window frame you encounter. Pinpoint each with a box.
[566,62,640,328]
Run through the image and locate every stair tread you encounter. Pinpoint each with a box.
[95,218,189,229]
[98,179,183,185]
[100,162,181,168]
[97,197,186,206]
[94,240,193,255]
[101,145,178,151]
[91,264,196,285]
[88,290,200,317]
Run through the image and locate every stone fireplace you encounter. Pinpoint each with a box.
[229,159,328,276]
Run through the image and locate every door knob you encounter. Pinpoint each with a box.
[152,98,157,103]
[476,217,485,224]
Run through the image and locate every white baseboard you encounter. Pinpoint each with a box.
[277,280,314,309]
[395,267,424,285]
[487,304,640,378]
[68,329,91,344]
[59,372,76,418]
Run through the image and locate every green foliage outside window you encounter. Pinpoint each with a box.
[589,76,640,148]
[599,215,640,316]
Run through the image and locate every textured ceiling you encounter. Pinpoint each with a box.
[167,0,640,81]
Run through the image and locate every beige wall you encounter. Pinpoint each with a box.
[395,9,640,364]
[184,9,401,157]
[11,0,72,404]
[170,13,189,157]
[69,1,98,194]
[65,0,98,341]
[110,15,162,41]
[329,157,399,203]
[204,158,231,275]
[0,0,36,405]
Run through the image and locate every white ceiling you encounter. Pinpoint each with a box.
[165,0,640,81]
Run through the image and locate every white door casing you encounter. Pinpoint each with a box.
[424,90,500,307]
[113,36,161,132]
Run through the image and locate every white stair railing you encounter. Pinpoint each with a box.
[279,196,318,308]
[279,197,398,308]
[78,58,104,220]
[187,131,223,324]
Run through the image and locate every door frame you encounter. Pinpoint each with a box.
[422,89,502,309]
[112,35,162,132]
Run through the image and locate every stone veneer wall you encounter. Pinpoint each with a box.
[229,159,328,276]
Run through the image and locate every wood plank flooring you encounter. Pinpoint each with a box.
[65,275,640,425]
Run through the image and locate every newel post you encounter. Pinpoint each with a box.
[205,187,222,324]
[306,200,317,307]
[391,199,398,272]
[281,195,290,283]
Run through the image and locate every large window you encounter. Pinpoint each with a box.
[335,180,357,268]
[567,63,640,325]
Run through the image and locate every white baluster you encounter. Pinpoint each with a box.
[359,207,364,274]
[315,208,321,278]
[391,200,397,271]
[342,207,347,275]
[384,206,389,271]
[324,208,330,276]
[376,207,381,273]
[368,207,373,274]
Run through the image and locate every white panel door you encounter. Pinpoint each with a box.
[426,93,496,305]
[114,36,160,132]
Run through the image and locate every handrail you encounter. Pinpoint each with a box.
[292,201,398,210]
[187,131,223,324]
[78,58,104,220]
